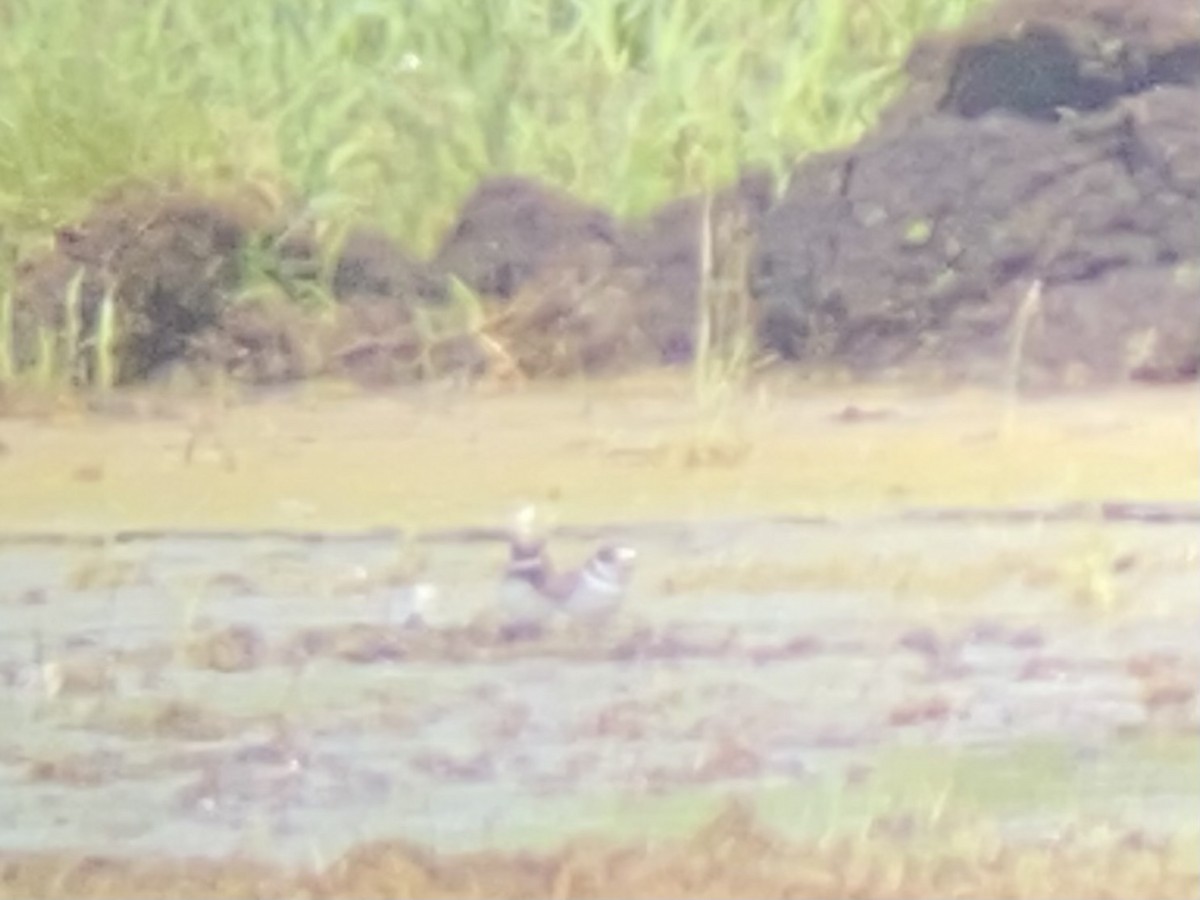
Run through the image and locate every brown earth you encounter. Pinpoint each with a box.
[2,804,1196,900]
[0,376,1193,534]
[8,0,1198,391]
[11,184,268,384]
[886,0,1200,130]
[753,0,1200,383]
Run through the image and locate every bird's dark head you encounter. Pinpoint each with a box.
[597,543,636,566]
[588,543,637,585]
[505,533,550,584]
[508,536,547,564]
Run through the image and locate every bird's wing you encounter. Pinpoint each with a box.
[538,568,581,604]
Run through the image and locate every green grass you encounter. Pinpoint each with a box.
[0,271,119,394]
[687,191,760,460]
[0,0,987,391]
[470,736,1200,852]
[0,289,13,383]
[0,0,982,260]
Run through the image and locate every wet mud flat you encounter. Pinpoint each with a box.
[0,380,1197,896]
[0,379,1195,533]
[1,512,1197,871]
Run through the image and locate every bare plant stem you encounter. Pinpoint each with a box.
[1003,279,1043,440]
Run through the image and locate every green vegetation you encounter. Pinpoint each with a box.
[0,289,12,383]
[464,735,1200,851]
[688,191,760,461]
[0,0,989,394]
[0,0,981,257]
[0,273,119,395]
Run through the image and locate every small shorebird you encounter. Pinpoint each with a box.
[547,543,637,629]
[387,581,439,629]
[496,505,556,640]
[495,505,636,638]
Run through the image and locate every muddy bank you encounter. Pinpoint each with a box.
[3,814,1196,899]
[0,379,1194,533]
[7,0,1199,392]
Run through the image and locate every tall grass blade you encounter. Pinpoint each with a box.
[0,288,13,384]
[94,284,118,392]
[62,267,84,386]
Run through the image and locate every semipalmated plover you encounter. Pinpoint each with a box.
[551,543,637,628]
[387,582,438,629]
[495,505,556,640]
[496,505,637,637]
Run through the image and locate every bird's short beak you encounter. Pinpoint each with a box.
[614,546,637,564]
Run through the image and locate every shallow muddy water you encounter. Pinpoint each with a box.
[1,512,1197,865]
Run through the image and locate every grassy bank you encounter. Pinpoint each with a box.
[0,0,981,259]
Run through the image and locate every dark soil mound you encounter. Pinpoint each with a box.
[279,226,445,308]
[431,173,776,376]
[12,193,468,388]
[887,0,1200,132]
[484,241,657,377]
[424,0,1200,384]
[433,176,619,299]
[13,187,264,384]
[430,177,640,377]
[251,226,472,386]
[754,0,1200,384]
[430,175,700,376]
[619,172,776,365]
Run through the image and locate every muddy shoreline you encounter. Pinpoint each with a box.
[0,499,1198,549]
[0,379,1195,534]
